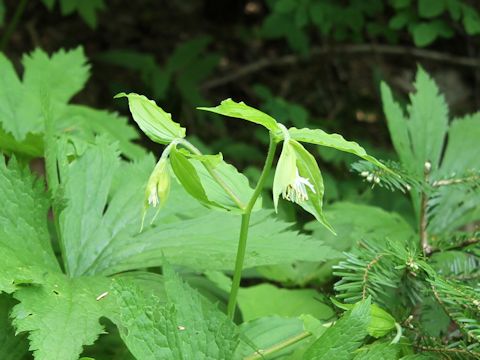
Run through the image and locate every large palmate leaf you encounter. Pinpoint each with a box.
[113,266,239,360]
[58,140,340,277]
[0,48,143,160]
[0,155,118,360]
[381,67,449,177]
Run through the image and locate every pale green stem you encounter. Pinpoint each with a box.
[227,132,278,319]
[179,139,245,210]
[244,331,311,360]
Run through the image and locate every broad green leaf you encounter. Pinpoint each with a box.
[57,105,145,161]
[305,202,416,253]
[11,273,114,360]
[331,300,396,338]
[169,146,222,210]
[418,0,445,18]
[393,67,448,174]
[0,48,143,159]
[0,295,29,360]
[115,92,186,144]
[288,127,385,169]
[198,99,279,132]
[58,138,119,276]
[113,266,238,360]
[380,83,414,169]
[304,299,371,360]
[0,52,40,141]
[0,156,59,293]
[353,342,400,360]
[235,316,312,359]
[186,153,258,212]
[238,284,334,322]
[22,47,90,106]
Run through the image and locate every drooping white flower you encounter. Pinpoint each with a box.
[145,157,170,208]
[282,169,316,204]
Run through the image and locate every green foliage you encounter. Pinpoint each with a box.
[304,298,372,359]
[262,0,480,50]
[112,265,239,359]
[40,0,105,28]
[99,36,219,105]
[0,47,144,160]
[237,283,334,321]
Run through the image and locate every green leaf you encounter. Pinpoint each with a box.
[428,113,480,232]
[288,127,386,169]
[411,21,453,46]
[291,140,333,231]
[0,156,59,293]
[58,137,119,276]
[57,105,145,161]
[418,0,446,18]
[183,152,257,212]
[75,0,105,28]
[353,342,400,360]
[332,300,396,338]
[0,48,141,159]
[235,316,312,359]
[463,5,480,35]
[113,266,239,360]
[22,47,90,106]
[0,295,29,360]
[305,202,416,253]
[115,92,186,144]
[238,283,334,321]
[169,146,214,208]
[304,299,371,359]
[198,99,279,132]
[11,273,114,360]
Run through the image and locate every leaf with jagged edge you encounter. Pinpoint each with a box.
[0,156,59,293]
[11,273,115,360]
[304,298,371,360]
[0,48,143,160]
[0,154,119,360]
[0,295,29,360]
[381,67,448,177]
[112,265,239,360]
[428,113,480,233]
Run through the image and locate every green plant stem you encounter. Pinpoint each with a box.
[244,331,311,360]
[227,133,278,319]
[179,139,245,209]
[0,0,29,51]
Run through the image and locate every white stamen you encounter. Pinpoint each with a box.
[148,187,159,207]
[281,169,315,204]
